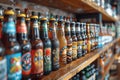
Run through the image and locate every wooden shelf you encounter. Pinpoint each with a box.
[101,53,119,80]
[41,38,120,80]
[80,0,117,22]
[24,0,117,22]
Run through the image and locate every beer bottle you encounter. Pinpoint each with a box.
[25,8,30,39]
[2,7,22,80]
[30,12,44,78]
[75,22,83,58]
[40,17,51,75]
[86,24,91,53]
[64,17,72,63]
[90,24,96,51]
[38,12,41,26]
[95,24,99,49]
[83,23,88,54]
[57,16,67,66]
[48,17,60,70]
[80,23,87,56]
[70,19,77,60]
[0,41,7,80]
[16,13,31,80]
[0,7,7,80]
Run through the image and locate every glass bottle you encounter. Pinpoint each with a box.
[16,13,31,80]
[80,23,87,56]
[30,12,44,78]
[86,23,91,53]
[2,7,22,80]
[25,8,30,39]
[64,17,72,63]
[0,40,7,80]
[70,20,77,60]
[40,17,51,75]
[57,16,67,67]
[75,22,83,58]
[48,17,60,70]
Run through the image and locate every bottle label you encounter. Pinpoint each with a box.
[0,58,7,80]
[6,52,22,80]
[77,41,83,57]
[67,45,72,62]
[3,21,16,34]
[87,40,91,52]
[44,48,51,72]
[75,27,80,32]
[72,42,77,59]
[41,22,47,32]
[52,48,59,67]
[31,49,43,75]
[17,23,27,33]
[22,52,31,75]
[60,46,67,64]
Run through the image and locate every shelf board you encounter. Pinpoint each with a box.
[101,53,119,80]
[41,38,120,80]
[24,0,117,22]
[80,0,117,22]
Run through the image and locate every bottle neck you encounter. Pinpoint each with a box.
[65,22,71,37]
[75,25,80,36]
[40,20,49,39]
[70,22,76,36]
[17,17,28,40]
[57,21,65,37]
[49,20,57,39]
[3,15,17,41]
[31,19,40,40]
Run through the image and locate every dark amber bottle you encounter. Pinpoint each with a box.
[16,13,31,80]
[48,17,60,70]
[30,12,44,79]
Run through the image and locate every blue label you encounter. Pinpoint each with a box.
[22,52,31,72]
[0,58,7,80]
[6,52,22,80]
[3,21,16,34]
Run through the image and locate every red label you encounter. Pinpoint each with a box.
[17,23,27,33]
[31,49,43,75]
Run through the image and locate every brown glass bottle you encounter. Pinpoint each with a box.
[90,24,95,51]
[64,18,72,63]
[86,24,91,53]
[57,16,67,67]
[48,17,60,70]
[2,7,22,80]
[16,13,31,80]
[30,12,44,79]
[75,22,83,58]
[40,17,52,75]
[70,21,77,60]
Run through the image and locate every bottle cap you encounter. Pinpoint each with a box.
[4,7,14,15]
[41,17,47,21]
[17,13,26,17]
